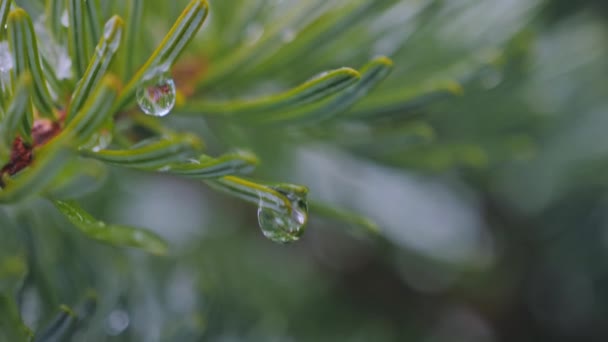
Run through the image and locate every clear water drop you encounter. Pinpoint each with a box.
[257,186,308,243]
[82,120,113,152]
[103,16,122,53]
[136,76,176,117]
[308,70,329,82]
[142,61,171,83]
[85,130,113,152]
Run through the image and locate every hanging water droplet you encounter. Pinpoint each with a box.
[142,61,171,84]
[257,186,308,243]
[86,130,112,152]
[82,120,113,152]
[136,76,176,117]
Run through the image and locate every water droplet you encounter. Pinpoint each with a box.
[308,71,329,82]
[103,16,122,53]
[136,76,176,117]
[82,120,113,152]
[257,186,308,243]
[60,9,69,27]
[142,61,171,83]
[105,309,130,336]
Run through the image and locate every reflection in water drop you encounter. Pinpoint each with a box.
[105,309,130,336]
[257,187,308,243]
[136,76,176,117]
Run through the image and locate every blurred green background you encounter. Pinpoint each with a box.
[2,0,608,341]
